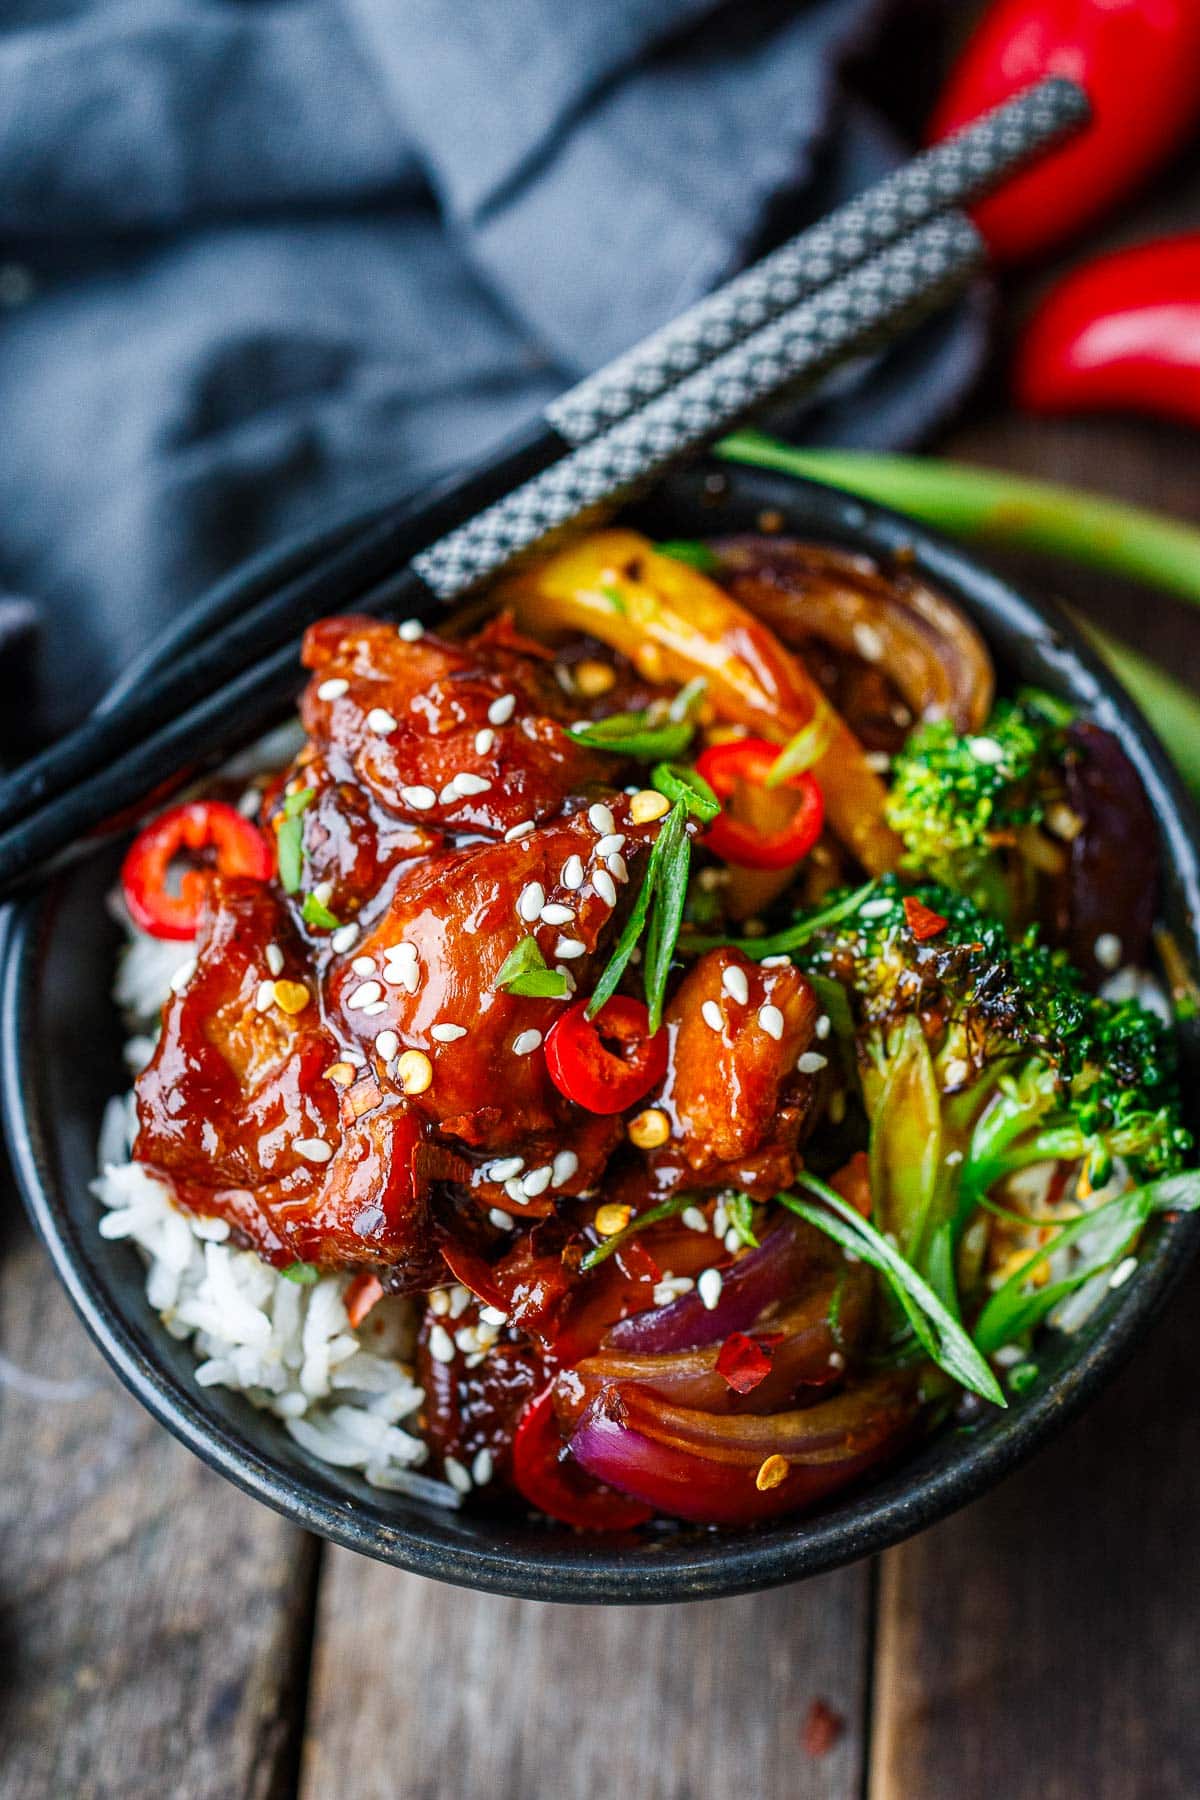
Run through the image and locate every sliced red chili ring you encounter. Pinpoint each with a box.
[543,996,668,1116]
[511,1385,652,1531]
[121,800,275,939]
[694,737,824,870]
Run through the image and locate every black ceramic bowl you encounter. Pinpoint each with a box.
[4,462,1199,1604]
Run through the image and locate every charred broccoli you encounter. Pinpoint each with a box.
[885,693,1071,918]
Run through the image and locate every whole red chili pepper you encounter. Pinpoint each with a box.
[928,1,1200,264]
[1015,235,1200,428]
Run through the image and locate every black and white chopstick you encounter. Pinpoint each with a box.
[0,76,1086,846]
[0,80,1088,893]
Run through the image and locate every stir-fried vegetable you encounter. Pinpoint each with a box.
[495,529,902,873]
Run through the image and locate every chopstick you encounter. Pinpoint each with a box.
[0,76,1088,845]
[0,214,988,895]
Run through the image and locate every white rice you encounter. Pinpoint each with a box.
[97,898,457,1508]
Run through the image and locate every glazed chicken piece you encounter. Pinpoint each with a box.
[328,798,673,1209]
[298,612,624,842]
[644,948,823,1198]
[134,877,452,1285]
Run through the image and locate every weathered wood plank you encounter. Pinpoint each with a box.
[0,1212,318,1800]
[301,1551,871,1800]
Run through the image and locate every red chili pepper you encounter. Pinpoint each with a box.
[510,1386,653,1531]
[928,1,1200,264]
[440,1239,508,1314]
[694,738,824,870]
[1015,235,1200,428]
[121,801,274,939]
[903,895,949,942]
[544,996,668,1116]
[714,1332,775,1395]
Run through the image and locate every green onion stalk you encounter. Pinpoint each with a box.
[716,431,1200,802]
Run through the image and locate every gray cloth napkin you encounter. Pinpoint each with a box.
[0,0,985,747]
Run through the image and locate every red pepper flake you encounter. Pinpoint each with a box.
[345,1273,384,1329]
[715,1331,774,1395]
[903,895,948,941]
[802,1698,845,1758]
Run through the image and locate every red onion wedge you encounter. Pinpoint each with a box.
[607,1217,815,1352]
[568,1376,917,1526]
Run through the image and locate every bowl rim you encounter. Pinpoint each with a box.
[4,461,1200,1604]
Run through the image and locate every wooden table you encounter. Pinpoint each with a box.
[4,52,1200,1800]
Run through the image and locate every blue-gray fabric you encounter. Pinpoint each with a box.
[0,0,986,745]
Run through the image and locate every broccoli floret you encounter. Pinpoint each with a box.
[794,877,1192,1271]
[885,694,1070,918]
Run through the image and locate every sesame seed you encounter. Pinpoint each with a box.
[448,1285,471,1318]
[504,1177,527,1203]
[517,881,546,922]
[294,1138,333,1164]
[367,707,398,734]
[169,957,197,995]
[552,1150,579,1187]
[474,728,495,755]
[562,855,584,890]
[522,1165,553,1198]
[724,1228,743,1254]
[488,1156,525,1181]
[398,618,424,642]
[265,942,285,977]
[859,898,894,919]
[455,771,492,796]
[312,880,334,907]
[554,937,587,960]
[254,979,276,1012]
[828,1351,846,1372]
[815,1014,831,1039]
[967,735,1005,765]
[384,962,420,994]
[429,1323,456,1364]
[400,785,436,810]
[593,869,617,908]
[489,1208,514,1230]
[698,1268,724,1311]
[346,980,383,1010]
[385,940,418,963]
[439,781,460,805]
[237,786,262,818]
[352,955,376,976]
[555,964,577,995]
[864,751,891,773]
[317,676,349,701]
[396,1050,433,1094]
[760,954,791,967]
[853,621,885,663]
[428,1288,450,1316]
[453,1325,479,1354]
[445,1454,473,1493]
[488,694,516,725]
[375,1030,399,1060]
[701,1000,724,1032]
[505,819,535,841]
[630,789,670,824]
[653,1276,694,1306]
[431,1023,467,1042]
[682,1206,709,1233]
[722,965,749,1006]
[362,1000,387,1016]
[331,923,360,954]
[513,1029,543,1056]
[540,902,575,926]
[595,833,625,857]
[471,1448,495,1486]
[1094,932,1123,971]
[797,1051,828,1074]
[758,1003,784,1040]
[588,802,615,835]
[1109,1255,1138,1289]
[607,853,628,884]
